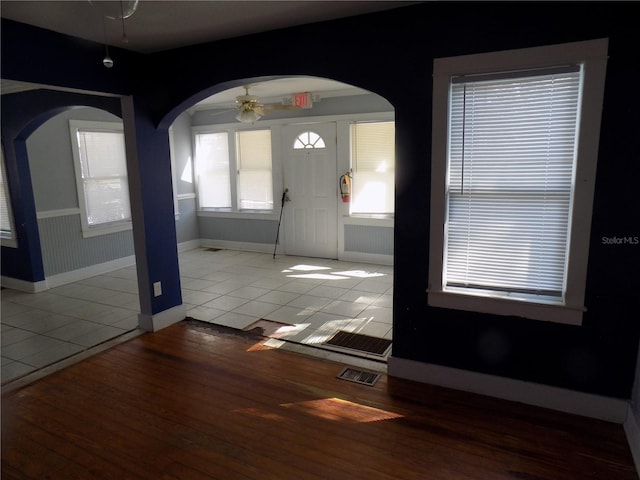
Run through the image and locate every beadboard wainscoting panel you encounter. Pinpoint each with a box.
[344,224,394,255]
[38,213,135,277]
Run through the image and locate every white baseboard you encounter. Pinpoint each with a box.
[624,406,640,473]
[197,238,394,266]
[388,356,629,423]
[2,256,136,293]
[46,255,136,289]
[199,239,274,254]
[339,251,393,266]
[1,275,48,293]
[138,304,187,332]
[177,239,201,253]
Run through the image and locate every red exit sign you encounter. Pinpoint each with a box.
[293,92,313,109]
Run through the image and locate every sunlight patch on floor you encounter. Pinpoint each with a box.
[283,264,332,272]
[286,273,349,280]
[333,270,386,279]
[280,397,403,423]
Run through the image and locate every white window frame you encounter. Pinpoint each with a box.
[193,126,276,217]
[428,38,608,325]
[349,121,395,217]
[1,147,18,248]
[69,120,132,238]
[168,126,180,220]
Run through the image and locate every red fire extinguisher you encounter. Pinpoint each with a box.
[339,172,351,203]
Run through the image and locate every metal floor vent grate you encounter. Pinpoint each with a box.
[325,331,392,356]
[337,367,381,386]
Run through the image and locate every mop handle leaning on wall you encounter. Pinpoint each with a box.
[273,188,289,259]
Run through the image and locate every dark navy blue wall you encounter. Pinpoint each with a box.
[2,2,638,398]
[122,96,181,315]
[147,2,640,398]
[0,19,136,96]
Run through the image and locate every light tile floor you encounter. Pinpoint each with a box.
[1,248,393,385]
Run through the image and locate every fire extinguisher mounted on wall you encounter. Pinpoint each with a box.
[339,171,351,203]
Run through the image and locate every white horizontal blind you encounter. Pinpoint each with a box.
[1,151,14,239]
[236,130,273,210]
[77,130,131,226]
[350,122,395,214]
[195,132,231,209]
[444,68,581,298]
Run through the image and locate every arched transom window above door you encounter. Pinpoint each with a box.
[293,131,326,149]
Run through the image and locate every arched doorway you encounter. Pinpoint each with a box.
[1,98,141,384]
[165,75,395,360]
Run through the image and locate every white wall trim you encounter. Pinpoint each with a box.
[624,406,640,473]
[46,255,136,289]
[339,251,393,266]
[388,356,629,423]
[197,210,279,221]
[192,111,395,132]
[138,304,187,332]
[177,193,197,201]
[197,238,394,265]
[199,238,274,254]
[343,215,394,228]
[1,237,18,248]
[1,276,48,293]
[36,208,81,219]
[177,239,201,253]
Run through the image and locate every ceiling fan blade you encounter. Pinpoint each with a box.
[208,108,237,116]
[207,103,238,110]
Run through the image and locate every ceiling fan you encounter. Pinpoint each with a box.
[211,85,305,123]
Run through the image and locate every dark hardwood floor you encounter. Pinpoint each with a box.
[2,320,637,479]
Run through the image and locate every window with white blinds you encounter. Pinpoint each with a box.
[1,149,16,245]
[428,39,609,325]
[350,121,395,214]
[195,132,231,209]
[236,130,273,210]
[194,129,274,212]
[69,121,132,237]
[445,68,581,298]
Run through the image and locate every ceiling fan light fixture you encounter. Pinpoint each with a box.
[103,45,114,68]
[236,109,262,124]
[103,54,114,68]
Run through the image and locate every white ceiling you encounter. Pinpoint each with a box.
[1,1,413,102]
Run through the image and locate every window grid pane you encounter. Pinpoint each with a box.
[195,132,231,209]
[350,122,395,214]
[77,130,131,226]
[293,131,326,149]
[444,70,581,297]
[237,130,273,210]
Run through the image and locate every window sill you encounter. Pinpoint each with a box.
[343,214,394,228]
[427,289,584,326]
[81,222,132,238]
[1,236,18,248]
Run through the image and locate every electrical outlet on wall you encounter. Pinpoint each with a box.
[153,281,162,297]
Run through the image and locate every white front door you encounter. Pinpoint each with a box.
[282,123,338,258]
